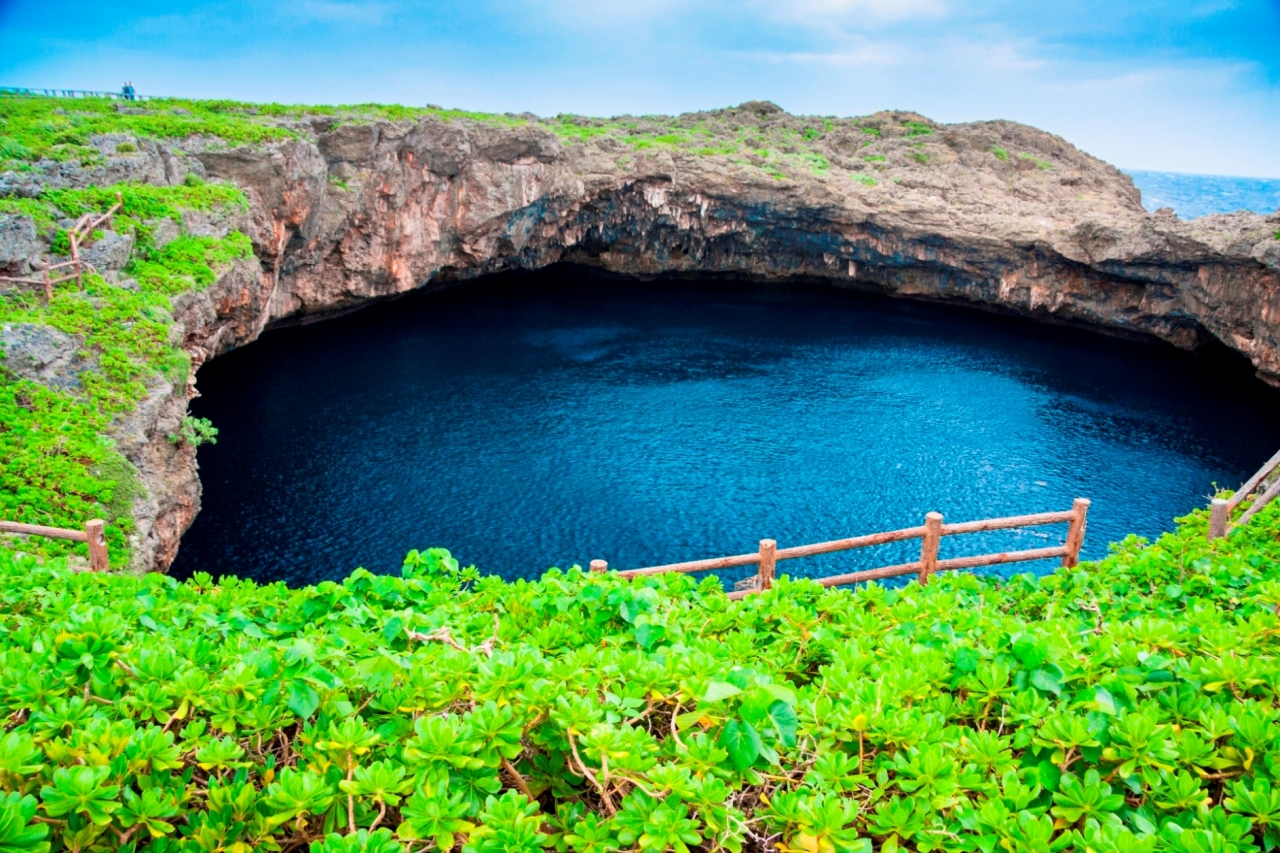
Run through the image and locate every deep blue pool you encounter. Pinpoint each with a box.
[171,269,1280,587]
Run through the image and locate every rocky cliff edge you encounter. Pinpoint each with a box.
[3,100,1279,571]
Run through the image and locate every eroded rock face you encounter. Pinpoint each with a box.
[182,111,1280,384]
[0,323,95,390]
[11,106,1280,571]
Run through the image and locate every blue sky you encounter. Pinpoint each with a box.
[2,0,1278,176]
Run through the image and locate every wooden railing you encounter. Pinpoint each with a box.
[1209,447,1280,540]
[0,520,110,572]
[590,499,1090,598]
[0,193,122,300]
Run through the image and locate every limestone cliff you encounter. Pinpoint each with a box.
[184,106,1280,370]
[8,102,1280,571]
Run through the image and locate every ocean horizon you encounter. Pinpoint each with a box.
[1125,168,1280,220]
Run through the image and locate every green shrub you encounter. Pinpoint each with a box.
[168,416,218,447]
[992,146,1009,161]
[114,142,137,154]
[3,499,1280,852]
[0,135,33,161]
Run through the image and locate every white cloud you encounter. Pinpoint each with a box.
[743,41,910,67]
[944,38,1046,73]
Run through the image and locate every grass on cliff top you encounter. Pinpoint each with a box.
[0,179,253,563]
[1,495,1279,853]
[0,93,541,170]
[1,93,956,185]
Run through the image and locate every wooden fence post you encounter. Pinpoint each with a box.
[758,539,777,591]
[68,229,83,290]
[590,559,607,573]
[41,260,51,302]
[85,520,109,572]
[918,512,943,584]
[1061,498,1091,567]
[1208,498,1229,541]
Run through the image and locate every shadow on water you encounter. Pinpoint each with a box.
[170,265,1280,587]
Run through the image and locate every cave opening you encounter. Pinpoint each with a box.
[170,264,1280,586]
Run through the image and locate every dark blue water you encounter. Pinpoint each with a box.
[171,270,1280,587]
[1126,169,1280,219]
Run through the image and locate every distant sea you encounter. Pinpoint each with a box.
[1125,169,1280,220]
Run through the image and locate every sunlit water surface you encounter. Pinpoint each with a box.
[171,271,1280,587]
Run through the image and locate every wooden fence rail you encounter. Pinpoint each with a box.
[0,193,122,299]
[1209,447,1280,541]
[590,498,1090,599]
[0,520,109,572]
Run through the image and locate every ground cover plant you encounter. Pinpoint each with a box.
[0,174,253,562]
[1,497,1279,853]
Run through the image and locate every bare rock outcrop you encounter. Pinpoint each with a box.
[181,110,1280,384]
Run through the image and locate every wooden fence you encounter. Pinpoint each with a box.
[0,193,122,300]
[0,520,110,572]
[1209,447,1280,540]
[589,498,1090,598]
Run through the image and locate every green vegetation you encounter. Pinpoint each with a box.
[1019,153,1053,171]
[992,147,1010,162]
[903,121,934,137]
[168,416,219,448]
[911,152,931,165]
[1,498,1280,852]
[0,96,294,169]
[863,155,886,163]
[1,180,252,563]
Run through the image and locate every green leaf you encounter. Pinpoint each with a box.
[0,792,49,852]
[287,680,320,720]
[764,700,798,748]
[1012,634,1048,670]
[701,681,743,703]
[717,718,762,770]
[1031,666,1063,696]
